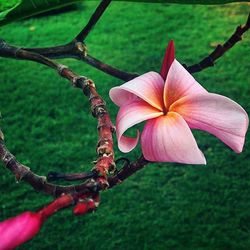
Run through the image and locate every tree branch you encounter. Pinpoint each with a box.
[0,10,249,198]
[47,171,96,182]
[18,0,137,81]
[1,39,137,81]
[108,156,149,188]
[186,13,250,73]
[0,39,117,195]
[0,130,148,196]
[83,54,138,81]
[0,36,146,195]
[0,5,249,248]
[0,40,60,70]
[2,0,136,81]
[22,41,80,59]
[0,140,98,196]
[75,0,112,42]
[1,11,249,82]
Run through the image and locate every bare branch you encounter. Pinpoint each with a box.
[186,13,250,73]
[0,40,59,70]
[83,54,138,81]
[108,156,149,188]
[1,39,137,81]
[47,171,96,182]
[1,12,249,83]
[22,41,79,59]
[27,44,138,81]
[0,5,248,219]
[75,0,112,42]
[0,48,116,194]
[0,139,98,196]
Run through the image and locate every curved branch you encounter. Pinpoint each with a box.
[108,155,149,188]
[0,141,97,196]
[186,13,250,73]
[0,42,117,195]
[0,132,148,196]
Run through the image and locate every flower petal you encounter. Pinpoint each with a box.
[164,59,207,109]
[141,112,206,164]
[160,40,175,80]
[109,71,164,110]
[116,100,163,153]
[0,211,42,250]
[171,93,249,153]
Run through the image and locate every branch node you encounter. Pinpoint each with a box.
[96,177,109,189]
[85,79,95,88]
[57,64,68,76]
[93,106,107,117]
[0,129,4,141]
[88,178,100,192]
[15,165,31,182]
[88,94,99,103]
[2,151,16,168]
[72,76,88,90]
[14,47,22,58]
[75,42,87,57]
[0,39,7,49]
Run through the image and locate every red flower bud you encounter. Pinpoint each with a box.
[73,199,96,216]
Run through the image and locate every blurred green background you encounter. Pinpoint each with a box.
[0,1,249,250]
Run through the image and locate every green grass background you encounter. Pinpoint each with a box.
[0,2,250,250]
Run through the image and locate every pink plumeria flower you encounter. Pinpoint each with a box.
[109,41,248,164]
[0,211,42,250]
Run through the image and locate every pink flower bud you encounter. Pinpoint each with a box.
[0,211,42,250]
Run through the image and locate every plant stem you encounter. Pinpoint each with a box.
[75,0,112,42]
[186,13,250,73]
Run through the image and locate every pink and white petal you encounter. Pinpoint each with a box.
[109,71,164,110]
[141,112,206,164]
[171,93,249,153]
[116,100,163,153]
[164,59,207,109]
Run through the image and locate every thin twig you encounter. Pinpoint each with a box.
[108,155,149,188]
[75,0,112,42]
[47,171,96,182]
[83,54,138,81]
[186,13,250,73]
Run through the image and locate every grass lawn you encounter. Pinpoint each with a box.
[0,2,249,250]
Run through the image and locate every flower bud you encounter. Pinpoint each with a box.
[0,211,42,250]
[73,199,96,216]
